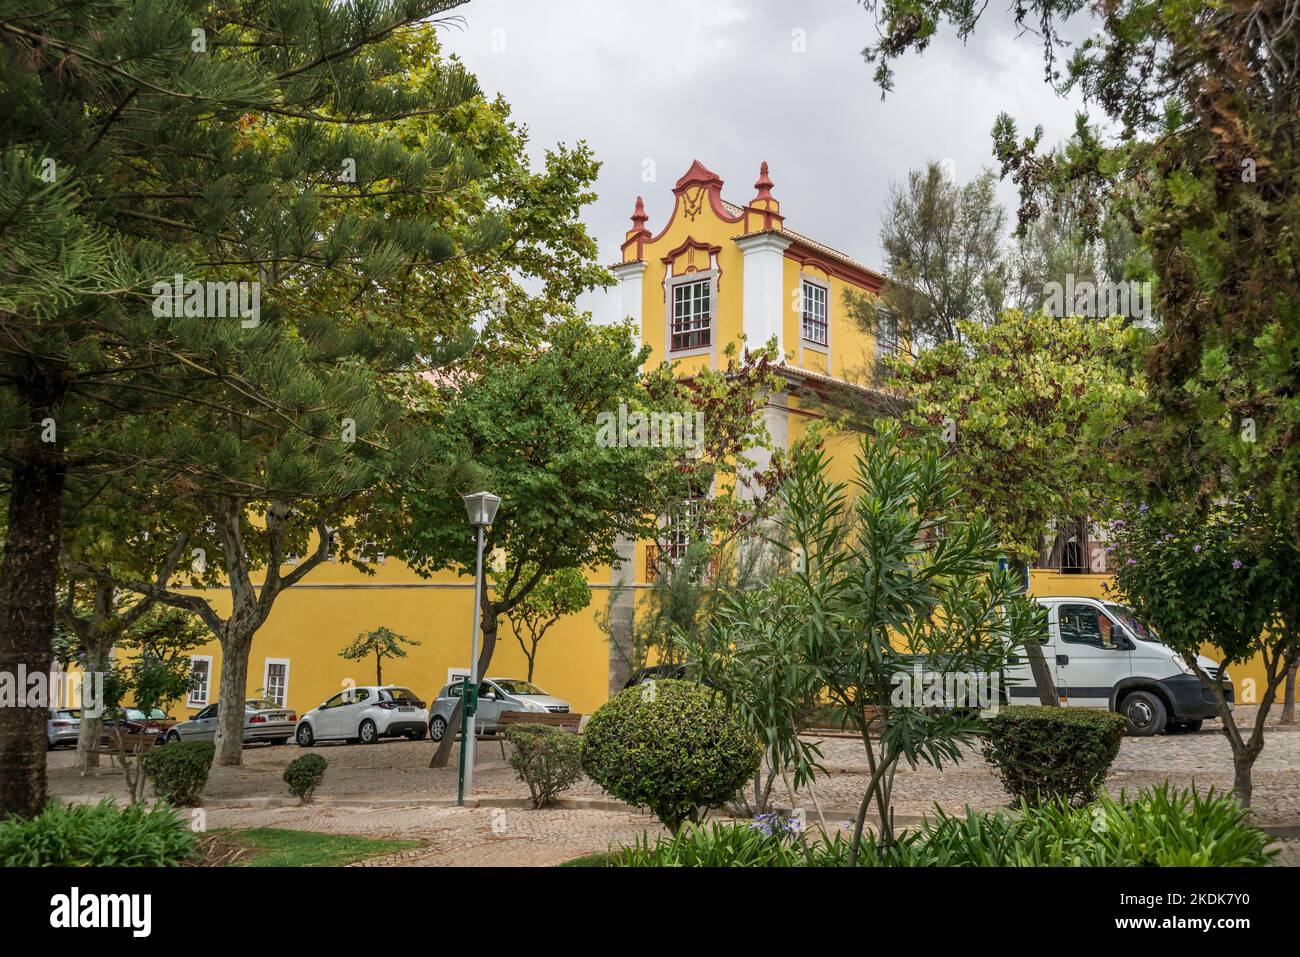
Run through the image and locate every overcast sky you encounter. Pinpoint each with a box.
[440,0,1099,324]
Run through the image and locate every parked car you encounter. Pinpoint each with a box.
[295,686,427,746]
[426,677,571,741]
[166,699,298,745]
[622,662,702,689]
[47,708,82,750]
[100,707,175,746]
[1008,596,1233,736]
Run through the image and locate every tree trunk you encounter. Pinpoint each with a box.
[1281,661,1297,725]
[376,653,382,687]
[1232,752,1253,809]
[213,635,252,766]
[1010,559,1059,706]
[0,417,68,819]
[76,633,113,771]
[430,602,500,768]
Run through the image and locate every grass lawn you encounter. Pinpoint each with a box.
[205,828,421,867]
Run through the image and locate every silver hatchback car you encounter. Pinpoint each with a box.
[47,708,82,750]
[427,677,571,741]
[165,699,298,746]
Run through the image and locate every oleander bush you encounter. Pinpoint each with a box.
[506,725,583,809]
[140,741,215,807]
[283,753,328,804]
[982,706,1126,807]
[0,800,198,867]
[580,679,761,832]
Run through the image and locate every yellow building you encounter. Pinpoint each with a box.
[166,159,1266,727]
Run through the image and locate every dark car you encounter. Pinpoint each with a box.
[99,707,175,746]
[622,663,706,689]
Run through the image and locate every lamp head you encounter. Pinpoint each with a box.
[462,491,501,528]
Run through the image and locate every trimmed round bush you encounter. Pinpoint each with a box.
[506,725,583,808]
[581,679,761,831]
[283,753,328,804]
[982,706,1126,807]
[0,799,197,866]
[141,740,215,807]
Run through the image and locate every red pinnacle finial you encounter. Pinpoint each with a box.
[631,195,648,231]
[753,161,775,201]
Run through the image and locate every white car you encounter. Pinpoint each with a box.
[295,686,428,746]
[426,677,572,741]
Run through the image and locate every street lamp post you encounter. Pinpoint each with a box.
[458,491,500,805]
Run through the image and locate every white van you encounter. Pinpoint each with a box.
[1005,596,1233,736]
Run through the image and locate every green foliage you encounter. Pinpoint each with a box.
[733,422,1043,857]
[221,828,417,867]
[505,725,583,808]
[845,162,1008,354]
[339,626,421,685]
[0,800,197,867]
[891,311,1145,564]
[610,787,1273,867]
[982,707,1125,807]
[497,564,591,681]
[1107,501,1295,673]
[141,741,215,807]
[282,754,329,805]
[580,680,762,832]
[866,788,1275,868]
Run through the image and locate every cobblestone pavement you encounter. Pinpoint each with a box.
[47,706,1300,865]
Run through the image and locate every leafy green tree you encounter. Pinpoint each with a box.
[0,0,486,814]
[388,319,781,767]
[1,3,613,795]
[889,311,1146,704]
[1107,500,1300,807]
[339,626,421,687]
[846,162,1008,360]
[857,0,1300,561]
[738,425,1043,862]
[494,565,590,682]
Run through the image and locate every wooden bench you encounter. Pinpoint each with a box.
[484,710,583,757]
[91,733,163,766]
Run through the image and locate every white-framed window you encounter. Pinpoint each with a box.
[358,541,386,564]
[188,655,212,707]
[801,280,828,345]
[263,658,290,708]
[325,528,339,561]
[671,278,712,352]
[875,313,900,371]
[661,497,702,561]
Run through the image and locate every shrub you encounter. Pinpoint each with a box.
[0,800,198,866]
[506,725,582,808]
[866,787,1275,867]
[283,753,328,804]
[580,679,761,831]
[982,706,1125,807]
[609,787,1273,867]
[141,741,215,807]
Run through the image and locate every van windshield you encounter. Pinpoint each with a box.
[1104,603,1157,641]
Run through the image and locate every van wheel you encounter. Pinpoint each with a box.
[359,719,379,744]
[1122,691,1166,736]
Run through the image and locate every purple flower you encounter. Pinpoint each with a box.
[1233,560,1243,569]
[1194,545,1202,553]
[1126,558,1137,566]
[1139,503,1149,514]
